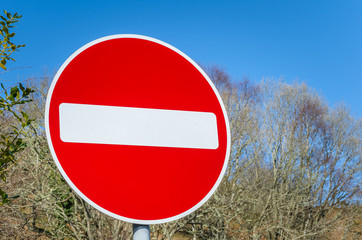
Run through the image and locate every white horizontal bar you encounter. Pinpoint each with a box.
[59,103,218,149]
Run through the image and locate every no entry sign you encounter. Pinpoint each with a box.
[45,35,230,224]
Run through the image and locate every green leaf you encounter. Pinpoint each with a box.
[9,86,20,100]
[0,188,9,205]
[0,62,6,70]
[8,195,20,199]
[0,83,7,94]
[21,110,28,118]
[19,83,25,91]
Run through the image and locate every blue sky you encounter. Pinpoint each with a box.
[2,0,361,117]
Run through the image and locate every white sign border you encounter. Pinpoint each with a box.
[45,34,231,224]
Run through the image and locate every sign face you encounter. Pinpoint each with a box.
[45,35,230,224]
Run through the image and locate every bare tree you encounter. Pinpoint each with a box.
[0,68,360,240]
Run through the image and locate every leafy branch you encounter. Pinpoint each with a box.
[0,10,25,70]
[0,82,34,204]
[0,10,32,205]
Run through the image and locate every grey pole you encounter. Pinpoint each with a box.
[133,224,150,240]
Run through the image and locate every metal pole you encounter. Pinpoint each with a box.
[133,224,150,240]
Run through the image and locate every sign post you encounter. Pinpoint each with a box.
[45,35,230,232]
[133,224,150,240]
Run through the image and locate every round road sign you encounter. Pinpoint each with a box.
[45,35,230,224]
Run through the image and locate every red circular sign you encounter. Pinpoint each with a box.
[45,35,230,224]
